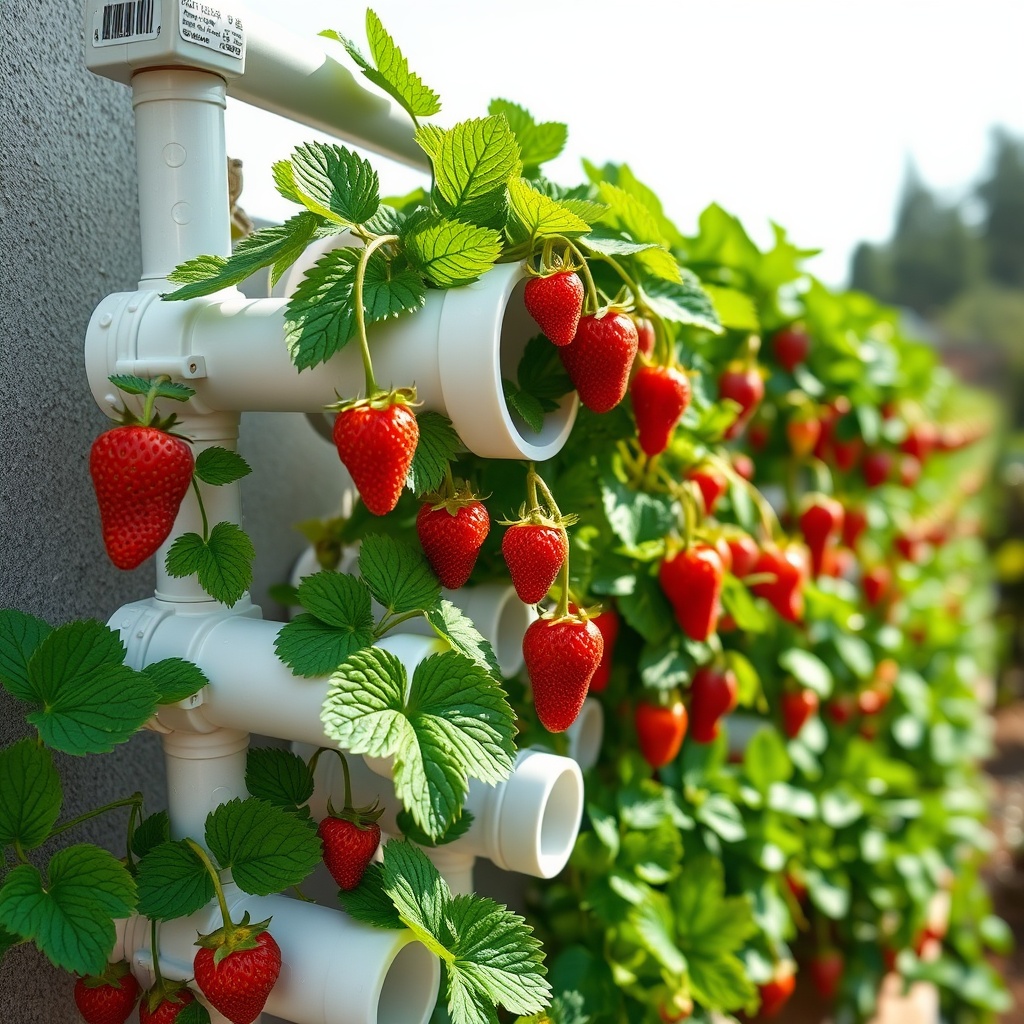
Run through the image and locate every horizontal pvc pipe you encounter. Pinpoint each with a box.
[116,886,440,1024]
[233,12,428,171]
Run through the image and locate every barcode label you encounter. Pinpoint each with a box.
[92,0,161,46]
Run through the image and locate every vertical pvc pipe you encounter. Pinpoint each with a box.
[131,69,231,288]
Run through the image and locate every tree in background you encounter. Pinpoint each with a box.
[978,129,1024,289]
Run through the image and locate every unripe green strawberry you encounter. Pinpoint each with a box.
[523,615,603,732]
[631,364,692,455]
[416,498,490,589]
[73,964,140,1024]
[560,312,638,413]
[523,270,585,346]
[502,523,567,605]
[318,814,382,891]
[333,401,419,516]
[90,426,193,570]
[193,926,281,1024]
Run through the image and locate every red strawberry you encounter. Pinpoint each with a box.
[732,452,755,481]
[830,424,863,473]
[318,814,382,891]
[635,698,688,768]
[688,464,728,516]
[809,949,844,1001]
[786,414,821,459]
[862,565,891,607]
[523,614,603,732]
[862,449,893,488]
[630,364,692,455]
[773,326,810,372]
[659,545,724,641]
[523,270,585,346]
[588,608,620,693]
[749,419,771,451]
[90,426,193,570]
[726,532,760,579]
[634,315,656,358]
[718,363,764,439]
[758,964,797,1018]
[899,454,922,488]
[900,421,937,463]
[781,689,819,738]
[416,497,490,590]
[689,664,738,743]
[73,963,140,1024]
[842,504,869,549]
[194,923,281,1024]
[333,400,419,516]
[827,694,857,725]
[560,311,639,413]
[821,545,855,579]
[799,495,844,578]
[139,987,198,1024]
[502,523,567,604]
[751,546,807,622]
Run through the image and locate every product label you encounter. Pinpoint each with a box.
[92,0,161,47]
[178,0,245,61]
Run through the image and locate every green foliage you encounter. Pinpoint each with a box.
[408,412,464,496]
[358,534,441,616]
[0,740,62,849]
[164,522,255,608]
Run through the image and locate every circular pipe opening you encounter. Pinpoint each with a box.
[536,765,584,875]
[566,698,605,772]
[376,938,441,1024]
[480,586,534,678]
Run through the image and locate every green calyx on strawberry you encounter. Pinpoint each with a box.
[523,265,585,347]
[329,387,419,517]
[139,980,201,1024]
[73,960,141,1024]
[560,306,639,414]
[90,374,196,571]
[416,480,490,590]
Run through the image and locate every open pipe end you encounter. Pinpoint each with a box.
[377,938,441,1024]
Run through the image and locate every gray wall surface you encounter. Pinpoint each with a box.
[1,3,344,1019]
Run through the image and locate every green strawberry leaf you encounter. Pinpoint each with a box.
[778,649,833,698]
[424,601,501,680]
[288,142,381,226]
[193,447,252,487]
[20,621,157,755]
[135,840,212,921]
[358,535,441,616]
[336,861,403,929]
[0,739,62,850]
[0,845,136,976]
[506,178,595,245]
[617,574,674,646]
[246,747,315,809]
[395,808,475,847]
[174,1002,212,1024]
[638,639,694,692]
[407,412,464,496]
[703,284,760,331]
[322,11,441,123]
[165,523,255,609]
[402,214,502,288]
[130,810,170,860]
[164,213,321,301]
[487,99,567,172]
[595,182,670,248]
[205,798,323,896]
[141,658,209,705]
[0,609,52,703]
[503,379,545,434]
[601,476,677,550]
[415,117,520,230]
[107,375,196,402]
[516,334,574,409]
[744,728,793,794]
[321,648,515,838]
[643,274,723,334]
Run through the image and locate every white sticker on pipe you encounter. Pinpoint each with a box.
[178,0,245,60]
[92,0,161,47]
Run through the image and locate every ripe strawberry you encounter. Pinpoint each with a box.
[827,694,857,725]
[749,418,771,451]
[635,698,688,768]
[688,464,728,516]
[862,449,893,488]
[899,454,922,488]
[772,326,810,372]
[138,987,198,1024]
[758,964,797,1018]
[781,688,819,739]
[862,564,891,607]
[689,664,738,743]
[319,814,382,891]
[73,963,140,1024]
[659,544,724,641]
[830,427,863,473]
[857,686,890,716]
[786,413,822,459]
[726,532,760,579]
[900,421,937,463]
[630,364,691,455]
[842,504,869,549]
[751,545,807,622]
[502,523,568,604]
[523,270,585,346]
[560,311,639,413]
[634,315,656,358]
[90,426,193,570]
[732,452,755,481]
[333,399,419,516]
[588,607,620,693]
[799,495,844,578]
[809,949,844,1001]
[718,363,764,439]
[416,497,490,589]
[523,614,603,732]
[194,922,281,1024]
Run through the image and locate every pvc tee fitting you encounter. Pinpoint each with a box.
[114,886,440,1024]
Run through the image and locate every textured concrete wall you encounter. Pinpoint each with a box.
[1,3,343,1019]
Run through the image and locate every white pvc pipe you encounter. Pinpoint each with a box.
[565,698,605,772]
[116,886,440,1024]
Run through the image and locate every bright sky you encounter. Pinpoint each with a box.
[226,0,1024,286]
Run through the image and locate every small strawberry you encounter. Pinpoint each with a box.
[73,962,140,1024]
[726,532,760,579]
[862,564,891,607]
[587,607,620,693]
[900,421,937,463]
[630,364,692,455]
[193,917,281,1024]
[749,418,771,451]
[751,545,807,623]
[635,697,688,768]
[416,492,490,590]
[523,270,585,346]
[781,688,819,738]
[687,464,728,516]
[899,454,922,488]
[772,326,810,372]
[659,544,724,641]
[830,419,863,473]
[857,686,890,716]
[634,315,656,358]
[689,664,738,743]
[718,361,764,439]
[842,504,869,549]
[808,948,844,1001]
[319,813,382,891]
[799,495,844,578]
[827,694,857,725]
[502,522,568,605]
[786,412,822,459]
[523,613,603,732]
[862,449,893,488]
[732,451,755,481]
[139,985,200,1024]
[758,964,797,1018]
[332,394,419,516]
[560,311,639,413]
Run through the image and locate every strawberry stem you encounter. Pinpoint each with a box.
[47,792,144,842]
[190,477,210,542]
[354,234,399,398]
[530,468,564,522]
[584,250,643,309]
[563,239,600,315]
[141,375,170,426]
[184,837,235,932]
